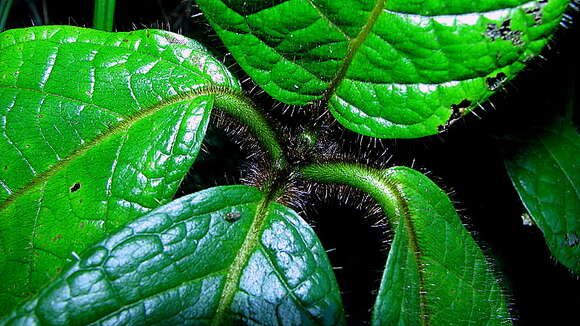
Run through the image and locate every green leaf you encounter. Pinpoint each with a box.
[0,185,346,325]
[299,164,511,325]
[372,167,510,325]
[505,115,580,274]
[197,0,570,138]
[0,26,239,312]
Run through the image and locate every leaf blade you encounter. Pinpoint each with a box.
[0,185,346,325]
[298,163,511,325]
[505,115,580,274]
[197,0,570,138]
[0,26,239,312]
[373,167,511,325]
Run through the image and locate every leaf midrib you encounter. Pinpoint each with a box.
[298,164,429,325]
[210,195,271,326]
[382,178,429,326]
[324,0,388,101]
[0,86,230,212]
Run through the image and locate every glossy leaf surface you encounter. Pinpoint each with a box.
[372,167,511,325]
[505,116,580,274]
[0,185,346,326]
[197,0,570,138]
[0,26,238,312]
[299,163,511,325]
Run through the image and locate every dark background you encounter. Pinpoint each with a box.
[4,1,579,325]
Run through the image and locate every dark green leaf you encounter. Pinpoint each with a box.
[0,185,346,326]
[0,26,239,312]
[197,0,570,138]
[505,115,580,274]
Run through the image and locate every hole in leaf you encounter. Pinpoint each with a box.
[525,7,543,25]
[450,99,472,120]
[485,19,523,45]
[486,72,507,91]
[70,182,81,193]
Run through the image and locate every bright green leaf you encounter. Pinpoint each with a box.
[299,164,511,325]
[0,26,239,313]
[197,0,570,138]
[505,115,580,274]
[372,167,511,325]
[0,185,346,325]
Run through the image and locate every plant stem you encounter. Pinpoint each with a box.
[299,163,405,225]
[214,91,287,170]
[0,0,14,32]
[93,0,116,31]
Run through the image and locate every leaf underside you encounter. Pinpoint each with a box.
[372,167,511,325]
[197,0,570,138]
[0,185,346,326]
[0,26,239,313]
[505,116,580,274]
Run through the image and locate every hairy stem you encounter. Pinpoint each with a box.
[299,163,404,225]
[214,91,287,170]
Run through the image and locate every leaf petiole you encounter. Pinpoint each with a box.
[214,90,287,170]
[298,162,404,225]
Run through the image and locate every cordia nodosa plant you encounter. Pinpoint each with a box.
[0,0,578,325]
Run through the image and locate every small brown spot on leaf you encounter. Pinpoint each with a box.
[70,182,81,193]
[52,234,63,242]
[79,222,85,229]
